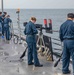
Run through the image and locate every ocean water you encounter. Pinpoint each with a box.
[0,9,74,38]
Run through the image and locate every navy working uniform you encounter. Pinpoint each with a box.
[0,14,3,34]
[2,12,7,36]
[4,16,12,40]
[24,21,40,65]
[2,14,6,36]
[60,19,74,74]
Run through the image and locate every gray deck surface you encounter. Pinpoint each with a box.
[0,36,73,75]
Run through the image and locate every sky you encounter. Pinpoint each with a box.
[0,0,74,9]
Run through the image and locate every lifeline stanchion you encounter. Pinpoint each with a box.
[11,22,18,44]
[16,8,22,44]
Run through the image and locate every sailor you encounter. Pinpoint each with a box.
[4,15,12,41]
[59,13,74,74]
[2,12,7,36]
[24,17,43,67]
[0,12,2,34]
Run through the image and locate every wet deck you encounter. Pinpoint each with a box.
[0,36,73,75]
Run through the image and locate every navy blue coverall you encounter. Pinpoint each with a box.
[0,15,3,33]
[1,15,5,36]
[24,21,40,65]
[4,17,12,40]
[59,20,74,73]
[0,16,2,33]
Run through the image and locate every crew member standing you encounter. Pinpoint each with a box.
[59,13,74,74]
[0,12,2,34]
[4,15,12,42]
[24,17,43,67]
[2,12,7,36]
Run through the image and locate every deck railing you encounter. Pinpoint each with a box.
[11,22,62,60]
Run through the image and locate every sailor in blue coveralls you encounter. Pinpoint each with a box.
[2,12,7,36]
[0,12,2,34]
[4,15,12,41]
[24,17,43,67]
[59,13,74,74]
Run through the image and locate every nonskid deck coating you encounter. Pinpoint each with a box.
[0,37,73,75]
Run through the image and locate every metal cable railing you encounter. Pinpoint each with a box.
[11,21,62,58]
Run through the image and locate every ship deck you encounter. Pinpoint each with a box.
[0,36,73,75]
